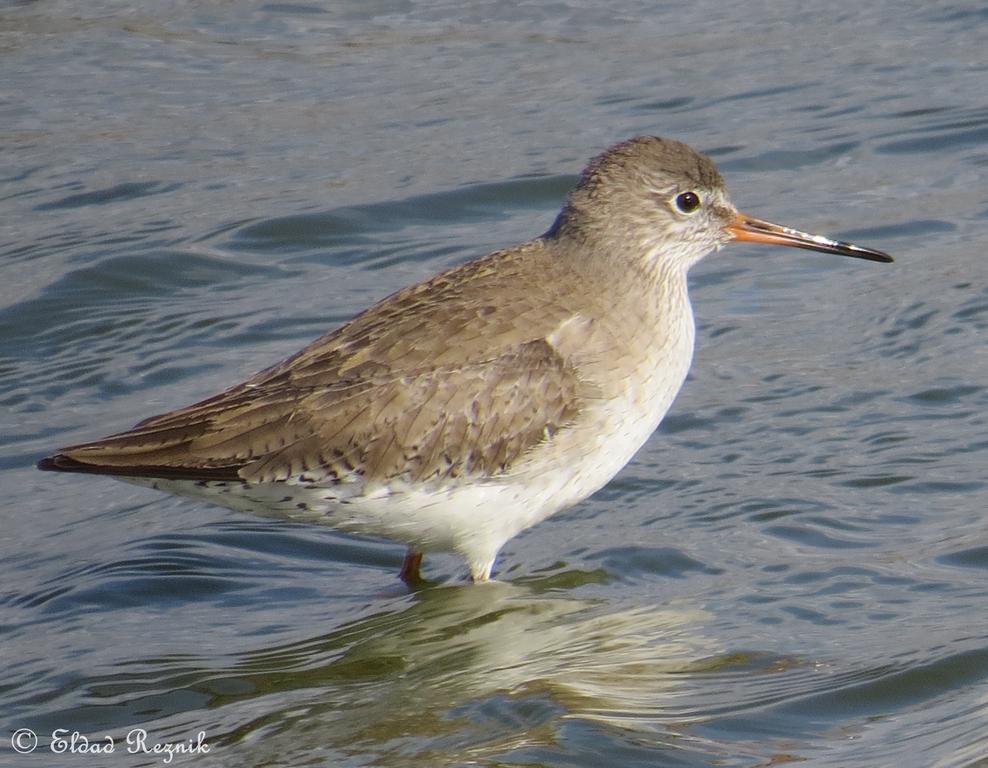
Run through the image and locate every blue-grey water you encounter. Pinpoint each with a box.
[3,2,988,766]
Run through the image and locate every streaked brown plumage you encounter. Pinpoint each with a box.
[39,136,892,584]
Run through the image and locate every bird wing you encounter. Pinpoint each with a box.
[43,335,587,488]
[40,241,602,486]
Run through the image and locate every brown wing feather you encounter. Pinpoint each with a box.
[40,242,593,486]
[42,339,584,486]
[238,338,583,485]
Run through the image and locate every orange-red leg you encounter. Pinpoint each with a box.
[399,550,424,586]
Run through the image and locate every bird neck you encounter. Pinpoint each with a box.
[545,216,693,323]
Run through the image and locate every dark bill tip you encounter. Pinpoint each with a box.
[727,213,893,263]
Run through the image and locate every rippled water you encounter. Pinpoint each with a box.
[3,2,988,766]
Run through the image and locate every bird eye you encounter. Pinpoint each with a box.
[673,191,702,215]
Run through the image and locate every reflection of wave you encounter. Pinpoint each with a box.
[15,546,988,768]
[46,560,984,766]
[26,534,988,767]
[208,581,714,765]
[22,577,712,765]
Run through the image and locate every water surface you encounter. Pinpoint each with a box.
[3,2,988,766]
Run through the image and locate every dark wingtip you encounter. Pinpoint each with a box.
[37,452,243,481]
[37,454,116,475]
[37,454,73,472]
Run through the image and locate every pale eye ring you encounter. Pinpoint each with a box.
[673,191,702,215]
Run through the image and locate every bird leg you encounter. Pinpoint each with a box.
[398,549,424,586]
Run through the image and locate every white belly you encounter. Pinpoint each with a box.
[130,473,581,581]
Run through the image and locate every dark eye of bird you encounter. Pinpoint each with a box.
[674,191,701,214]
